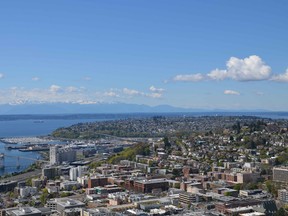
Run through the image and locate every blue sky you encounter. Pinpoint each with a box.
[0,1,288,110]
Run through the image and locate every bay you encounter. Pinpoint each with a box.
[0,118,111,176]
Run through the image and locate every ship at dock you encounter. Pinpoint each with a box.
[19,146,50,152]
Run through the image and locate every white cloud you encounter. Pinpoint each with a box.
[66,86,80,92]
[223,55,271,81]
[104,91,119,97]
[149,86,165,93]
[123,88,142,96]
[148,92,162,98]
[207,55,271,81]
[173,73,205,82]
[0,85,164,105]
[173,55,273,82]
[0,86,100,104]
[122,87,163,98]
[0,73,4,79]
[76,100,98,105]
[49,85,62,93]
[32,77,40,81]
[207,69,228,80]
[224,90,240,95]
[270,69,288,82]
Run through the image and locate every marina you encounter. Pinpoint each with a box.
[0,136,58,145]
[0,116,114,176]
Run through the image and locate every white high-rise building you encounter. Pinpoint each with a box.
[77,166,82,178]
[50,146,60,165]
[69,166,86,181]
[69,167,78,181]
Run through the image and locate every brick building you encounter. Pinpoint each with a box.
[87,177,108,188]
[182,166,199,178]
[134,178,169,193]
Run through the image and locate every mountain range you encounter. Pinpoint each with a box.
[0,103,207,115]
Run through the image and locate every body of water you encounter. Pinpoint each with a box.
[0,118,111,176]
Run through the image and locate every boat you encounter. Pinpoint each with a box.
[33,120,44,123]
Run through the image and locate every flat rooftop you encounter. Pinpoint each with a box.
[135,178,168,184]
[54,198,85,207]
[10,207,41,216]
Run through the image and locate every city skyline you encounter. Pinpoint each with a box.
[1,1,288,111]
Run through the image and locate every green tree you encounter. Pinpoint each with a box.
[224,191,231,196]
[163,137,171,149]
[40,188,49,205]
[246,183,258,190]
[217,161,224,167]
[60,192,69,197]
[174,183,180,189]
[40,193,47,205]
[108,142,150,164]
[232,122,241,133]
[275,208,287,216]
[8,191,15,199]
[265,180,278,197]
[172,169,181,178]
[265,180,273,193]
[26,178,32,187]
[29,200,35,207]
[233,184,242,191]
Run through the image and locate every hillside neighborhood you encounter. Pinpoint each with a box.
[1,116,288,216]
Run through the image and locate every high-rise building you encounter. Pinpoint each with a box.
[50,146,77,165]
[42,166,60,180]
[50,146,60,165]
[69,167,78,181]
[69,166,85,181]
[273,167,288,183]
[60,148,77,163]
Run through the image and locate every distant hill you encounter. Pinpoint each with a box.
[0,103,205,115]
